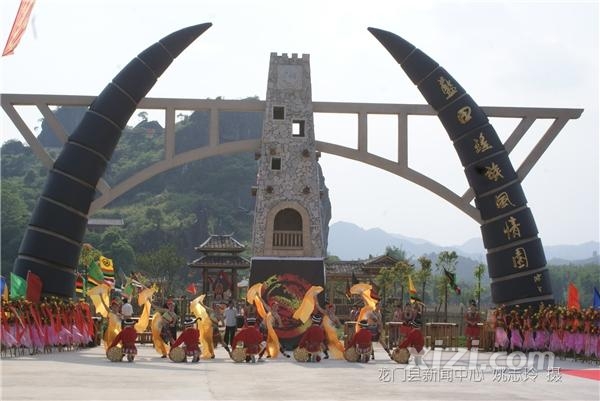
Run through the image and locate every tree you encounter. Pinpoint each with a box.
[138,111,148,122]
[0,181,29,276]
[375,264,401,308]
[136,244,186,297]
[396,260,414,306]
[99,228,136,280]
[1,139,26,155]
[145,207,163,230]
[385,245,406,261]
[473,263,486,308]
[417,256,432,304]
[436,250,458,322]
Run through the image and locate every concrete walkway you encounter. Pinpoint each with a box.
[1,344,598,400]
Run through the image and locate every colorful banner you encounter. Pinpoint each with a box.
[25,270,42,303]
[2,0,36,56]
[1,276,8,301]
[408,275,417,295]
[99,256,115,288]
[87,260,105,286]
[567,282,580,310]
[186,282,197,295]
[10,272,26,299]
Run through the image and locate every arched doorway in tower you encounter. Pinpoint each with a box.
[272,208,303,250]
[263,202,313,257]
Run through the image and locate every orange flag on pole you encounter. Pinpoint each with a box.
[2,0,36,56]
[567,282,581,311]
[408,275,417,295]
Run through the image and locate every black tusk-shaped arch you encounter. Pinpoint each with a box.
[12,23,212,299]
[368,27,553,309]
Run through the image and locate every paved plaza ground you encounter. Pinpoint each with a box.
[1,343,599,401]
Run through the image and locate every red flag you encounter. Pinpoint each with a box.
[25,270,42,303]
[186,282,197,295]
[2,0,36,56]
[567,282,580,311]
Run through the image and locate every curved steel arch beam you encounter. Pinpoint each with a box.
[89,139,260,213]
[13,23,212,298]
[369,27,553,308]
[315,141,480,221]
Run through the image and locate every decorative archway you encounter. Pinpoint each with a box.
[6,24,581,307]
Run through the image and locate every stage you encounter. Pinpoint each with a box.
[1,343,598,400]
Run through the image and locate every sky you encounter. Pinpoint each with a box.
[1,0,598,248]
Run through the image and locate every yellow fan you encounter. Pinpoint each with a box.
[134,287,155,333]
[292,286,323,323]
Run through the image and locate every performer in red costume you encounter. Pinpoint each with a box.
[345,319,373,363]
[298,314,326,362]
[398,320,425,364]
[108,318,138,362]
[399,320,425,352]
[232,317,264,363]
[171,316,201,363]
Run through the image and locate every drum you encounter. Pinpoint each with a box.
[343,347,359,362]
[169,346,186,363]
[106,346,123,362]
[231,347,246,363]
[293,347,309,362]
[392,347,410,364]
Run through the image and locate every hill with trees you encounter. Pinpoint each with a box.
[1,102,330,296]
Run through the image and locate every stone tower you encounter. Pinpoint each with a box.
[250,53,326,346]
[251,53,325,258]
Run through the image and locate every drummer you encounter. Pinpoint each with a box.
[232,317,264,363]
[398,320,425,365]
[171,316,200,363]
[298,314,326,362]
[108,318,138,362]
[345,319,373,363]
[365,305,383,360]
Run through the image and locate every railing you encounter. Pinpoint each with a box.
[272,230,303,248]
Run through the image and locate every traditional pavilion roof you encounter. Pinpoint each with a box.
[188,254,250,269]
[325,255,399,277]
[188,234,250,270]
[363,255,398,269]
[194,234,246,253]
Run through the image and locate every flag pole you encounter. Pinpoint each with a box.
[83,263,88,299]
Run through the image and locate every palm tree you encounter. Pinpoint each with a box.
[435,251,458,322]
[396,260,414,306]
[417,256,432,304]
[473,263,486,308]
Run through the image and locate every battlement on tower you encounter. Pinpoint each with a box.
[270,52,310,61]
